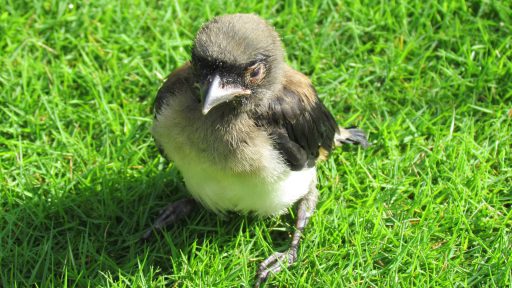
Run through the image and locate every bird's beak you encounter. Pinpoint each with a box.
[202,74,251,115]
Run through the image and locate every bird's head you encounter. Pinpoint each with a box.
[191,14,285,115]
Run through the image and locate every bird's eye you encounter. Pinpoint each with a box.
[246,63,266,84]
[250,66,262,78]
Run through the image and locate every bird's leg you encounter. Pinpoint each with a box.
[255,181,319,287]
[141,197,198,241]
[335,127,370,148]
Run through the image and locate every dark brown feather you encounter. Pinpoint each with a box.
[154,62,194,117]
[254,67,339,170]
[153,62,195,159]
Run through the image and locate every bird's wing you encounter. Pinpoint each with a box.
[153,62,194,158]
[255,66,339,171]
[153,62,194,117]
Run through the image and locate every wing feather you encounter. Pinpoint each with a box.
[255,67,338,170]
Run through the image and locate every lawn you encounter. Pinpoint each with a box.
[1,0,511,287]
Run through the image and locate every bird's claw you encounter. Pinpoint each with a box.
[255,249,297,287]
[140,198,197,242]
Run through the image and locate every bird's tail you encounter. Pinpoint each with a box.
[334,127,370,148]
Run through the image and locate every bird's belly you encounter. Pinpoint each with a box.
[174,154,315,216]
[151,103,316,216]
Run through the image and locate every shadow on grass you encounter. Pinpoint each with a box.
[2,168,292,286]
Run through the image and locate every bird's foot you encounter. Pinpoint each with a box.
[141,197,197,242]
[335,127,370,148]
[255,248,298,287]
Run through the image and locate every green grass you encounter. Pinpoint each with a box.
[1,0,511,287]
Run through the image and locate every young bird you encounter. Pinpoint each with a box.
[145,14,369,286]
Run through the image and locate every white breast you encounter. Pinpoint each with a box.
[152,100,316,216]
[174,152,315,216]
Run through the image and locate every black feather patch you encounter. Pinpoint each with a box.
[255,85,338,171]
[153,86,170,117]
[153,63,194,117]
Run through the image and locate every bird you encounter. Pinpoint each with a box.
[143,13,369,286]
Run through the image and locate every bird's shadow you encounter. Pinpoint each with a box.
[4,166,293,286]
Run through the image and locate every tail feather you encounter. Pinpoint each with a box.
[334,127,370,148]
